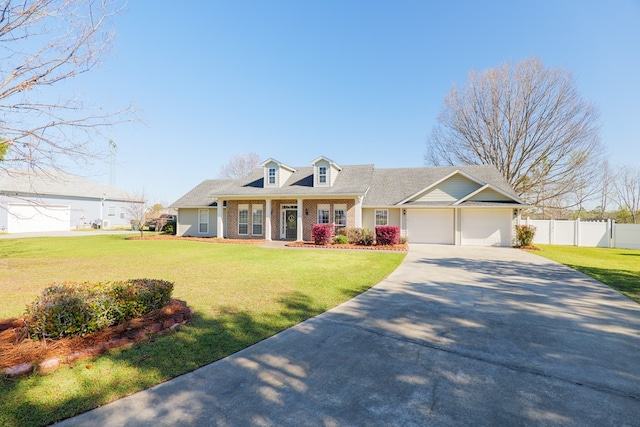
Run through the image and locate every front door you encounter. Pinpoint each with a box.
[285,209,297,239]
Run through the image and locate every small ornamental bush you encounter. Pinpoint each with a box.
[161,220,176,235]
[375,226,400,245]
[515,225,536,247]
[359,228,375,246]
[343,227,375,246]
[312,224,333,245]
[344,227,363,244]
[333,234,349,244]
[25,279,174,339]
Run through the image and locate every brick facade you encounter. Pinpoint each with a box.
[226,198,355,241]
[226,200,267,240]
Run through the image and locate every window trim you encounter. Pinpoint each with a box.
[334,204,347,228]
[238,204,249,235]
[107,205,116,217]
[198,209,209,234]
[375,209,389,226]
[268,168,276,185]
[317,204,330,224]
[318,166,327,184]
[252,204,263,236]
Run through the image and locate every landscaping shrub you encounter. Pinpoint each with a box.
[333,234,349,244]
[343,227,375,246]
[312,224,333,245]
[515,225,536,247]
[344,227,363,244]
[25,279,174,339]
[359,228,375,246]
[161,220,176,235]
[375,226,400,245]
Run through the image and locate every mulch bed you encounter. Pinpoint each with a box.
[285,241,408,251]
[1,299,192,377]
[515,245,540,250]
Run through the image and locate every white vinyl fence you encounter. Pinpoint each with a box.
[520,218,640,250]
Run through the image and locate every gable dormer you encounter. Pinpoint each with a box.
[261,158,296,188]
[311,156,342,187]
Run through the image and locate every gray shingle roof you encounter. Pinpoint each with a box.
[363,165,521,206]
[217,164,374,197]
[0,169,140,202]
[171,163,524,208]
[170,179,237,207]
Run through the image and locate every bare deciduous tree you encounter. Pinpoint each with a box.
[127,191,148,237]
[425,57,603,209]
[0,0,132,174]
[614,165,640,224]
[219,152,261,179]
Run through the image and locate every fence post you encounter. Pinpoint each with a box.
[550,219,555,245]
[575,218,581,246]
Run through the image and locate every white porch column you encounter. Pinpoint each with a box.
[354,196,363,228]
[296,199,303,241]
[216,199,224,238]
[265,199,272,241]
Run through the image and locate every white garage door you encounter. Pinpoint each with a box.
[407,209,454,244]
[461,208,512,246]
[8,204,71,233]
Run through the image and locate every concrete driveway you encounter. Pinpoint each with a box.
[55,245,640,426]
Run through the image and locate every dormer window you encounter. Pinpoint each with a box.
[318,166,327,184]
[268,168,276,185]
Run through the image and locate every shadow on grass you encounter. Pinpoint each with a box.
[0,291,320,427]
[565,264,640,303]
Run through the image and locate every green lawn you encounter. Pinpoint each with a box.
[0,235,405,427]
[531,245,640,304]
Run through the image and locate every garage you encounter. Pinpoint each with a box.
[461,208,512,246]
[7,204,71,233]
[407,209,454,244]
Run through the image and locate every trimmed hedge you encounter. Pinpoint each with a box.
[25,279,173,339]
[375,226,400,245]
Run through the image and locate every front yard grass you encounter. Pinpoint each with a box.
[531,245,640,304]
[0,235,405,427]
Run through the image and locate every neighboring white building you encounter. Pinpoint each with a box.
[0,170,144,233]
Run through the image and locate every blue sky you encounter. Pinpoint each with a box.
[77,1,640,206]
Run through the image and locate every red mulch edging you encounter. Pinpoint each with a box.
[1,299,192,378]
[285,242,408,251]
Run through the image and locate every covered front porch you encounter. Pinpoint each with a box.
[215,197,361,242]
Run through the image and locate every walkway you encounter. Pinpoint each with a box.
[55,245,640,426]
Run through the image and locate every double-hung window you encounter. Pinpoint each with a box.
[334,204,347,231]
[375,209,389,226]
[198,209,209,233]
[252,205,263,235]
[268,168,276,185]
[318,166,327,184]
[317,204,330,224]
[238,204,249,235]
[108,206,116,217]
[119,207,125,219]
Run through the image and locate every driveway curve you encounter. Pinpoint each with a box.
[55,245,640,426]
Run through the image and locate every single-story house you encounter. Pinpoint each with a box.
[170,156,527,246]
[0,169,144,233]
